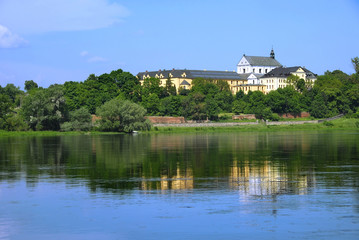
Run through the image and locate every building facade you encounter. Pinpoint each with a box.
[260,66,317,93]
[136,69,267,95]
[136,49,315,95]
[236,49,282,84]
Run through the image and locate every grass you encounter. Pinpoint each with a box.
[0,130,122,137]
[1,118,358,137]
[148,118,359,133]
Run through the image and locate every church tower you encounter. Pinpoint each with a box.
[270,48,275,59]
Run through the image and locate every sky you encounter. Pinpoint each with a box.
[0,0,359,88]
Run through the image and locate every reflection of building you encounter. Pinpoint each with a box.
[141,165,193,191]
[229,160,315,196]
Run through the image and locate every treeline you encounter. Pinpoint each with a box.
[0,59,358,132]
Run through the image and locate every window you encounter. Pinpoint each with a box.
[259,69,262,73]
[253,69,255,73]
[265,69,268,73]
[243,68,245,73]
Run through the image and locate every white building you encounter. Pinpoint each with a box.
[237,49,282,84]
[260,66,317,93]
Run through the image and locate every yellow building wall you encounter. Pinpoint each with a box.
[139,76,268,95]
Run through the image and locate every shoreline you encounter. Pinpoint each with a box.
[0,118,358,137]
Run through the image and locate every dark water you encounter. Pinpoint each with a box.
[0,131,359,239]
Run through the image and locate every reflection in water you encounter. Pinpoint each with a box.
[142,166,194,191]
[229,159,316,196]
[1,132,359,239]
[0,132,358,196]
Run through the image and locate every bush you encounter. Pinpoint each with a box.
[323,121,334,127]
[270,113,280,121]
[96,99,151,133]
[61,107,92,131]
[7,114,29,131]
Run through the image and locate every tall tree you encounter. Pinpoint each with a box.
[21,85,67,130]
[24,80,38,92]
[352,57,359,74]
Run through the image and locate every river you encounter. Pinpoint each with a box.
[0,131,358,239]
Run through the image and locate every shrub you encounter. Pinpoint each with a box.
[60,107,92,131]
[96,99,151,133]
[270,113,280,121]
[323,121,334,127]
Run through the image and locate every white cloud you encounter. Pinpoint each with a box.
[0,24,27,48]
[87,56,107,63]
[80,51,107,63]
[80,51,89,57]
[0,0,129,34]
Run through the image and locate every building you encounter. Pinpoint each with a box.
[236,49,282,84]
[136,69,265,94]
[136,49,315,95]
[260,66,317,93]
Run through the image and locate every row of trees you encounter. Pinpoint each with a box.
[0,58,358,132]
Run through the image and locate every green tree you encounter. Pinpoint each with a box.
[214,90,233,112]
[181,93,207,121]
[141,77,164,99]
[232,99,247,114]
[0,92,12,129]
[266,87,301,115]
[142,93,160,115]
[310,93,329,118]
[24,80,38,92]
[61,107,92,131]
[235,90,245,100]
[165,77,177,96]
[205,98,219,120]
[96,99,151,133]
[160,96,182,116]
[352,57,359,74]
[2,84,22,104]
[21,85,67,131]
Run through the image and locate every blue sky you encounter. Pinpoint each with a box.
[0,0,359,88]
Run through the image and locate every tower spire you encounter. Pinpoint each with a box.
[270,47,275,59]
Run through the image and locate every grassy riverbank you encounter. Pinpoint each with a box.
[0,118,358,137]
[148,118,359,133]
[0,130,122,137]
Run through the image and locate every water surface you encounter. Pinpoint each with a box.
[0,131,359,239]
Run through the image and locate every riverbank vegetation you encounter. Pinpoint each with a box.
[0,58,358,133]
[149,118,359,133]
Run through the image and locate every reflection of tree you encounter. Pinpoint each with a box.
[0,132,358,195]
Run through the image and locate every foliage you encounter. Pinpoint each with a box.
[61,107,92,131]
[232,100,247,114]
[181,93,207,121]
[21,85,67,131]
[0,92,12,129]
[206,98,219,120]
[165,78,177,96]
[96,99,151,133]
[141,77,164,99]
[352,57,359,74]
[266,87,301,114]
[215,91,233,112]
[310,93,329,118]
[63,69,140,114]
[24,80,39,91]
[160,96,182,116]
[141,93,160,115]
